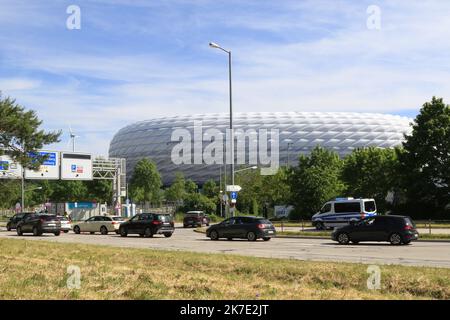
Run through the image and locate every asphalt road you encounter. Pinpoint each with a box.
[1,225,450,268]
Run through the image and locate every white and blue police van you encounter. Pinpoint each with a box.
[311,198,377,230]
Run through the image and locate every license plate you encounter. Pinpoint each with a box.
[47,223,56,226]
[268,231,274,234]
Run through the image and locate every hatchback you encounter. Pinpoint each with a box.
[206,216,276,241]
[331,215,419,245]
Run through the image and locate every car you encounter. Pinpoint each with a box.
[312,197,377,230]
[206,216,276,241]
[72,215,125,235]
[16,214,61,236]
[57,216,72,233]
[6,212,31,231]
[331,215,419,245]
[118,213,174,238]
[183,211,210,228]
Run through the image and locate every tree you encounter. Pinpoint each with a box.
[202,179,218,199]
[399,97,450,217]
[342,147,399,212]
[0,94,60,169]
[49,180,88,202]
[129,158,162,204]
[185,179,198,194]
[288,146,345,218]
[85,180,113,204]
[165,172,186,203]
[179,193,216,213]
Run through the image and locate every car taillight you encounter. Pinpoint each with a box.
[152,220,162,225]
[258,224,265,229]
[404,225,413,230]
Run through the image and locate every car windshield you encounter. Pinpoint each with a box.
[364,201,376,212]
[404,217,416,228]
[58,217,68,221]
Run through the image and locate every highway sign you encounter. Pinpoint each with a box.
[226,185,242,192]
[25,151,60,180]
[0,155,22,179]
[61,152,93,180]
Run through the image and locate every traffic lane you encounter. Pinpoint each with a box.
[1,228,450,268]
[280,226,450,234]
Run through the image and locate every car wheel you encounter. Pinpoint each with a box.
[16,226,23,236]
[90,232,95,235]
[73,226,81,234]
[315,222,325,230]
[32,226,39,236]
[6,224,11,231]
[164,233,172,238]
[120,227,128,237]
[210,230,219,240]
[144,227,153,238]
[263,237,271,241]
[183,224,188,228]
[54,231,61,236]
[389,233,402,245]
[247,231,257,241]
[100,226,108,235]
[337,232,350,245]
[64,230,69,233]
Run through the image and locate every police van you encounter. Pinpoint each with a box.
[311,198,377,230]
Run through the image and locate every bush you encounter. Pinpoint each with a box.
[178,193,216,214]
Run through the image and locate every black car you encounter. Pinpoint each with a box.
[206,216,276,241]
[6,212,31,231]
[332,215,419,245]
[16,214,62,236]
[119,213,174,238]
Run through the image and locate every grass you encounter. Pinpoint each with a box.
[0,238,450,300]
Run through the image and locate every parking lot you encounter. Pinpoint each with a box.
[1,224,450,268]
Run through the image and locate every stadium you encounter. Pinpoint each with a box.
[109,112,412,185]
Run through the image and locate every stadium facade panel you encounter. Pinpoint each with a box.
[109,112,412,185]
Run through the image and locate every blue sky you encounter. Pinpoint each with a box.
[1,0,449,155]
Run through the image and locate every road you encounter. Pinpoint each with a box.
[1,225,450,268]
[280,226,450,234]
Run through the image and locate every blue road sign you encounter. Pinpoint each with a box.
[28,151,57,166]
[0,161,9,171]
[230,191,238,200]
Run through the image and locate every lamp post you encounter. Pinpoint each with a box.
[209,42,234,187]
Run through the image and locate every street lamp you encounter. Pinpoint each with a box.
[209,41,234,188]
[234,166,258,174]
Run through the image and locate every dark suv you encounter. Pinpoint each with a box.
[332,215,419,245]
[119,213,174,238]
[206,216,276,241]
[16,214,62,236]
[6,212,32,231]
[183,211,210,228]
